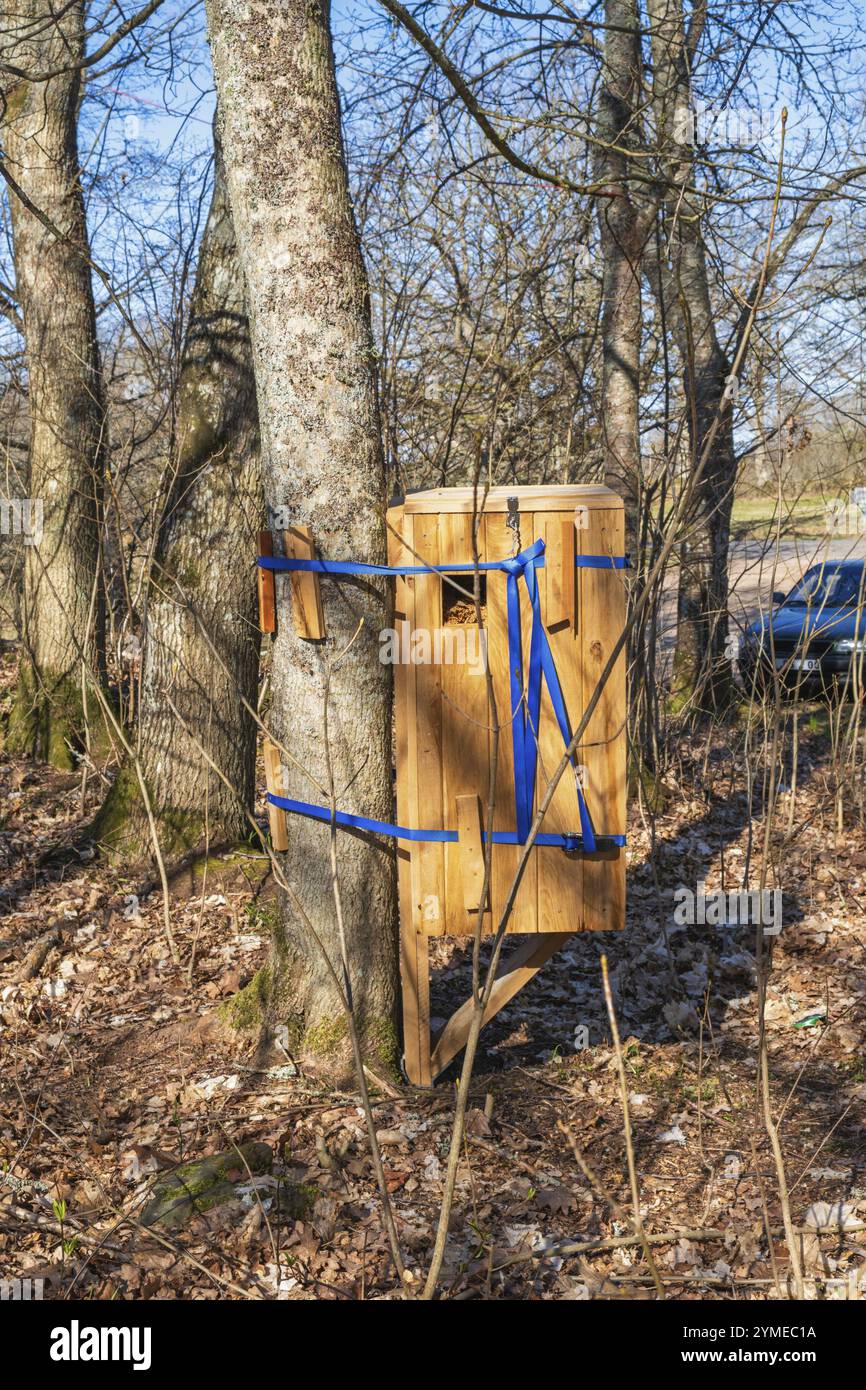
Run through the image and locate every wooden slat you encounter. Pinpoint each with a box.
[388,506,432,1086]
[536,512,585,933]
[578,503,626,931]
[262,738,289,852]
[440,511,492,934]
[284,524,325,639]
[484,512,537,934]
[544,515,575,630]
[407,513,446,937]
[456,793,488,916]
[400,928,431,1086]
[257,530,276,634]
[403,485,620,514]
[430,933,572,1077]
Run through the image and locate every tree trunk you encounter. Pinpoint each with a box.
[594,0,646,544]
[95,134,261,859]
[648,0,736,711]
[206,0,399,1072]
[594,1,661,766]
[2,1,107,768]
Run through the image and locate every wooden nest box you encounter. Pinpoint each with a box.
[386,486,627,1085]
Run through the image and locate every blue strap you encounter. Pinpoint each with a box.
[258,553,629,574]
[266,792,625,850]
[500,540,597,850]
[258,538,628,853]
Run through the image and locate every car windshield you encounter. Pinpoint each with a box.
[785,565,866,608]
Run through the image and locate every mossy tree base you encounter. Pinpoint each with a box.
[628,750,670,814]
[668,645,737,721]
[92,760,259,869]
[218,965,272,1032]
[91,760,213,864]
[219,963,400,1083]
[5,660,111,771]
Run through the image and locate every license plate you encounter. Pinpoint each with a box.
[776,657,819,671]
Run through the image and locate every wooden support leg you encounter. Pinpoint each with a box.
[400,921,432,1086]
[430,932,571,1079]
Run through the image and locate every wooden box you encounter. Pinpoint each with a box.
[387,486,627,1082]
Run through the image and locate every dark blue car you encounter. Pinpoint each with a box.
[739,559,866,694]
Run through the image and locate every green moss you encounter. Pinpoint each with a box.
[4,661,105,770]
[91,762,146,847]
[92,761,211,862]
[245,900,279,933]
[153,807,207,854]
[176,399,219,472]
[301,1012,400,1079]
[180,847,268,890]
[175,558,202,592]
[666,647,694,717]
[628,753,670,813]
[141,1141,275,1229]
[365,1014,400,1077]
[668,641,737,719]
[302,1013,349,1059]
[219,965,271,1032]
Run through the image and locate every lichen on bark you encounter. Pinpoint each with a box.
[206,0,400,1076]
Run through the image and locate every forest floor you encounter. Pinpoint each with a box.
[1,654,865,1300]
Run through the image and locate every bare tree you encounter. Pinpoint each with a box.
[1,0,108,767]
[595,0,651,538]
[206,0,399,1069]
[95,129,261,859]
[647,0,738,709]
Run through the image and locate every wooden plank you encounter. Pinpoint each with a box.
[262,738,289,852]
[456,793,488,916]
[388,506,432,1086]
[403,485,620,514]
[257,530,276,634]
[407,513,446,937]
[440,511,492,934]
[536,511,586,933]
[430,932,572,1076]
[578,503,626,932]
[544,515,575,630]
[284,524,325,640]
[400,928,431,1086]
[484,511,537,934]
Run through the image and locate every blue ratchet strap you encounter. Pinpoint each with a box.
[258,539,628,852]
[257,554,629,576]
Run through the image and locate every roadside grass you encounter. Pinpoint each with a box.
[731,492,831,538]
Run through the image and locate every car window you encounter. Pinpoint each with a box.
[786,565,866,607]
